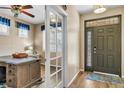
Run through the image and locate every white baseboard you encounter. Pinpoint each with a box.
[94,71,119,77]
[67,71,80,87]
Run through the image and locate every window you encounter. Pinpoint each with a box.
[16,22,30,38]
[0,17,10,36]
[86,16,120,27]
[87,31,92,67]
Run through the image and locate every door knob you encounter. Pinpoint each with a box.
[94,46,96,50]
[94,47,96,53]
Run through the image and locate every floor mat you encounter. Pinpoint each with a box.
[86,72,123,85]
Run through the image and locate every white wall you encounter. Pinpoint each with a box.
[80,6,124,77]
[66,5,80,85]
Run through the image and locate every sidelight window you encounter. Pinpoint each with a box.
[87,31,92,67]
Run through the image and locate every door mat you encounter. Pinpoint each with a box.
[86,72,123,85]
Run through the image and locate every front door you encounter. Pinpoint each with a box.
[93,25,121,75]
[85,15,121,76]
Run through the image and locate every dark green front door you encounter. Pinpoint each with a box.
[93,25,121,75]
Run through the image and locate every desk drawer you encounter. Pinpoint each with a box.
[7,64,16,76]
[7,76,16,88]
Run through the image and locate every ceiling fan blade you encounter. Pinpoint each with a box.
[0,7,11,9]
[22,5,33,9]
[21,10,35,18]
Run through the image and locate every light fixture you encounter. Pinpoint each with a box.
[11,9,20,17]
[11,5,21,17]
[94,5,106,14]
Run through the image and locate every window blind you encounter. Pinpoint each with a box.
[0,17,10,26]
[16,22,30,38]
[0,17,10,36]
[16,22,30,30]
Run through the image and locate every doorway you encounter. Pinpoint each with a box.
[85,15,121,76]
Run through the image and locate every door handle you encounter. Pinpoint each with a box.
[93,47,96,53]
[94,47,96,50]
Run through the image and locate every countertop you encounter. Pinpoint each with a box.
[0,56,40,65]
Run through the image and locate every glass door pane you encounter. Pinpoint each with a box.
[57,16,63,56]
[86,30,93,71]
[50,12,57,58]
[50,74,57,87]
[50,59,57,75]
[87,31,92,67]
[56,15,63,87]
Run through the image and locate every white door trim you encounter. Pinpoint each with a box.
[45,5,67,88]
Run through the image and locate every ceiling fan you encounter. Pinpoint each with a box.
[0,5,35,18]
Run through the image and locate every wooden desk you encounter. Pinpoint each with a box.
[0,56,41,88]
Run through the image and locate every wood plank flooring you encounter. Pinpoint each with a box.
[69,72,124,88]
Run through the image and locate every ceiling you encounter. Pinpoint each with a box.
[0,5,45,24]
[0,5,123,24]
[75,5,123,14]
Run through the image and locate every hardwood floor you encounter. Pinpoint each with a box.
[29,66,124,88]
[69,72,124,88]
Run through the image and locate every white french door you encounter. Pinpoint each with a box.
[45,6,66,88]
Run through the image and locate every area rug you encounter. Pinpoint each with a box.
[86,72,123,85]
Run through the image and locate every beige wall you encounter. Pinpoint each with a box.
[34,23,44,56]
[0,13,34,56]
[66,5,80,85]
[80,6,124,77]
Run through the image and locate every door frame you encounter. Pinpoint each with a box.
[45,5,68,88]
[84,15,121,76]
